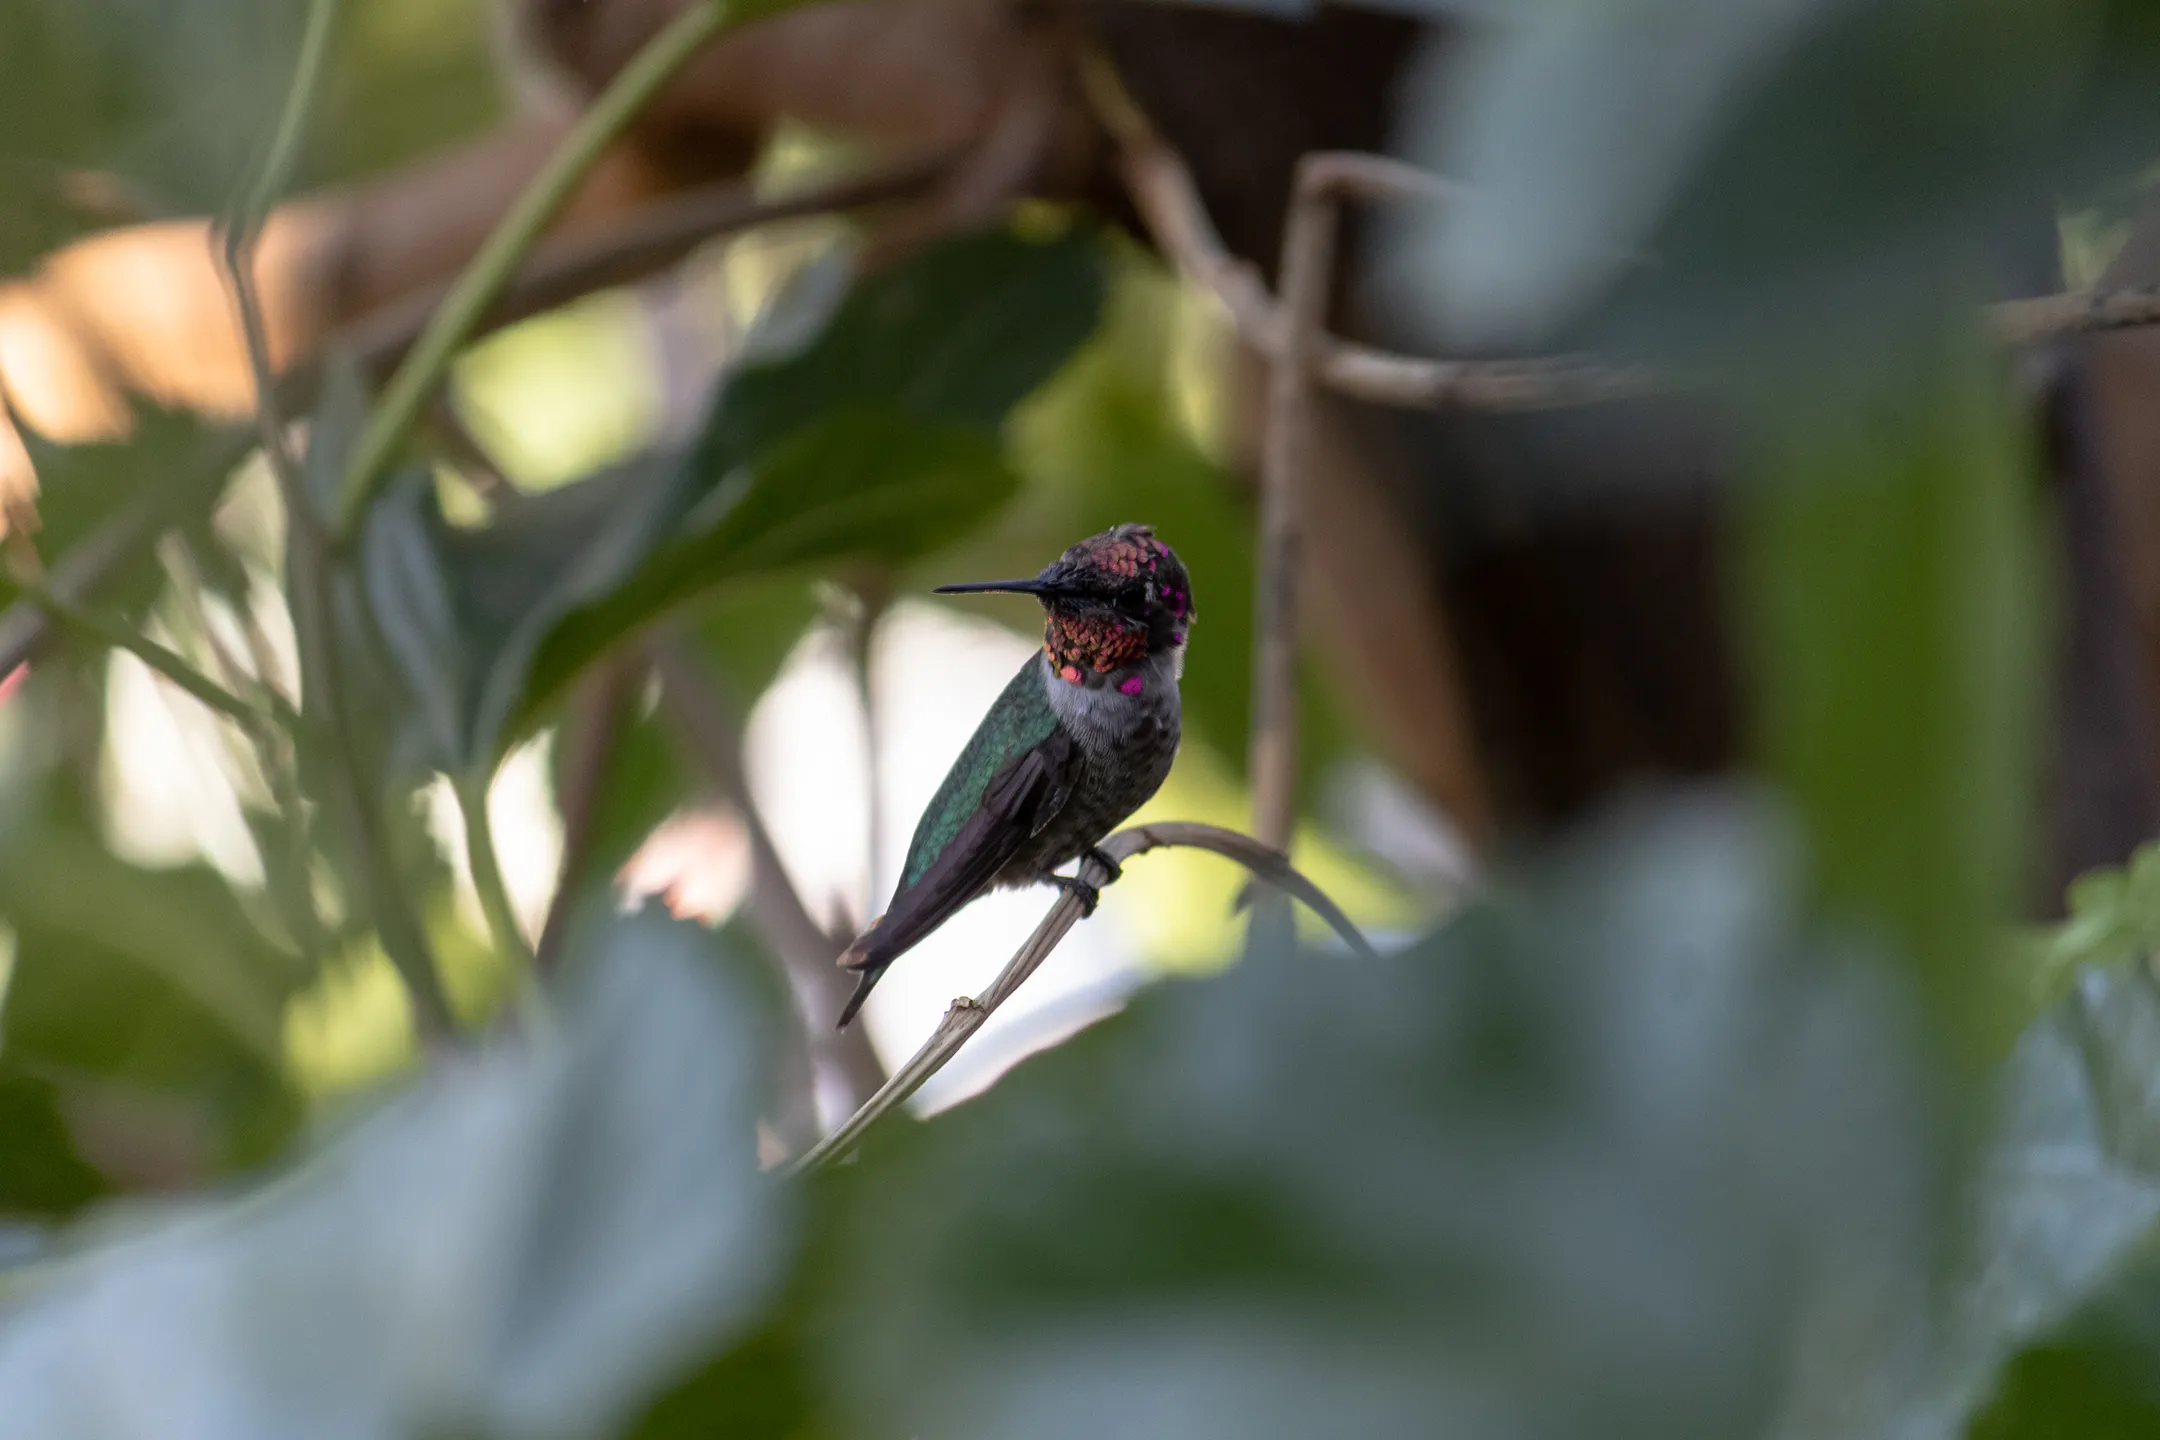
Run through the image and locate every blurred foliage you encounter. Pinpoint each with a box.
[1934,958,2160,1435]
[0,786,304,1173]
[7,0,2160,1434]
[411,226,1099,776]
[0,0,298,268]
[310,0,502,186]
[1738,334,2041,1071]
[455,289,667,493]
[810,795,1937,1440]
[2024,841,2160,1003]
[1400,0,2160,364]
[0,909,786,1436]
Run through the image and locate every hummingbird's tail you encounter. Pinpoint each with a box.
[834,957,886,1030]
[830,886,957,1028]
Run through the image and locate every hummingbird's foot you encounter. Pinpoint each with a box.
[1082,845,1125,884]
[1050,873,1102,917]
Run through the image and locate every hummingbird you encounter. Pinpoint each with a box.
[834,523,1195,1027]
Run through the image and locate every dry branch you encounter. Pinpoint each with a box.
[1083,46,2149,414]
[1991,286,2160,345]
[1249,153,1337,855]
[340,156,949,378]
[651,633,888,1112]
[1079,50,1654,413]
[786,820,1377,1175]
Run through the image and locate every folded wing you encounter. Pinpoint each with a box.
[834,726,1077,1027]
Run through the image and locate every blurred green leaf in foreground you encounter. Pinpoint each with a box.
[0,906,783,1439]
[0,791,2157,1438]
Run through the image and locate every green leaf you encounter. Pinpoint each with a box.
[0,0,303,270]
[0,800,304,1174]
[815,793,1938,1439]
[1921,962,2160,1432]
[2028,842,2160,1004]
[1399,0,2149,362]
[527,412,1015,712]
[519,225,1103,722]
[7,407,212,624]
[701,225,1107,446]
[0,1067,107,1219]
[1737,333,2041,1071]
[632,1311,830,1440]
[1973,1340,2160,1440]
[0,907,787,1436]
[343,226,1103,777]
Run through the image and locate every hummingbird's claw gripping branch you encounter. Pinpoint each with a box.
[1050,873,1104,916]
[784,821,1378,1175]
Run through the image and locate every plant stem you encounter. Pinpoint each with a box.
[285,519,457,1042]
[236,0,341,238]
[534,657,635,974]
[455,774,539,990]
[220,0,341,510]
[18,580,262,734]
[335,0,744,538]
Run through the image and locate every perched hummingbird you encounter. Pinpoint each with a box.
[835,523,1195,1027]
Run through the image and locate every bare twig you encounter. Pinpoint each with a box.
[1312,346,1660,410]
[1092,55,2128,406]
[535,655,637,973]
[339,156,951,378]
[1079,50,1652,413]
[1249,154,1338,858]
[786,820,1377,1175]
[1096,76,2144,405]
[650,632,887,1110]
[1991,285,2160,345]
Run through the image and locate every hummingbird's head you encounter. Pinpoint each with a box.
[935,524,1194,683]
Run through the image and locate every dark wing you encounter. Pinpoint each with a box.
[835,727,1078,1027]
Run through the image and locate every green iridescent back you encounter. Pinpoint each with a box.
[897,654,1058,891]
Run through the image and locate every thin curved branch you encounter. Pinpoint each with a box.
[1078,48,1652,413]
[1082,46,2141,411]
[1991,285,2160,345]
[339,155,950,377]
[785,820,1376,1176]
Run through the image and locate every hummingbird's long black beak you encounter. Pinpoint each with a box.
[933,578,1056,597]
